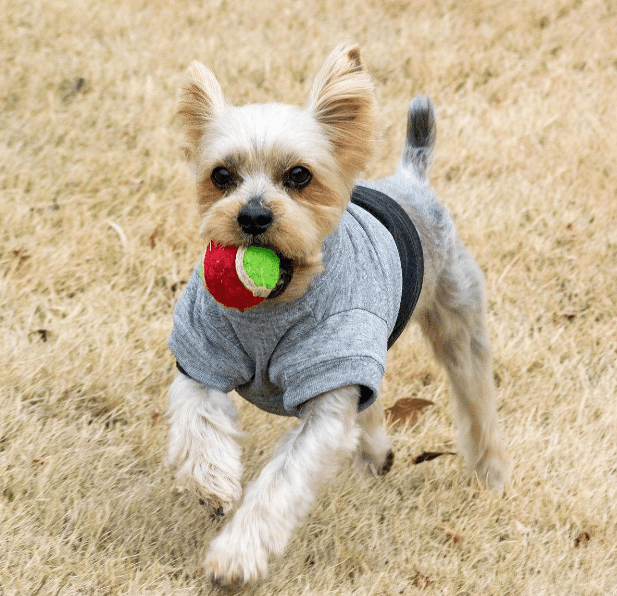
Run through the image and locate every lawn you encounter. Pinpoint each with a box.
[1,0,616,593]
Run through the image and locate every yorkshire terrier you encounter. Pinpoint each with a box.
[166,43,510,586]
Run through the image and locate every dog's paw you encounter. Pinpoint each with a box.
[204,529,268,587]
[354,445,394,476]
[176,462,242,515]
[168,426,243,514]
[473,445,511,492]
[355,421,393,477]
[169,440,242,514]
[355,447,395,476]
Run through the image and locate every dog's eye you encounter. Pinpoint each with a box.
[211,166,233,189]
[285,166,312,189]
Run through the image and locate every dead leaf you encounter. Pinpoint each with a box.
[150,410,160,425]
[385,398,434,427]
[412,572,432,589]
[12,250,30,269]
[60,77,87,103]
[412,451,456,465]
[36,329,49,342]
[574,532,590,547]
[553,311,577,322]
[148,227,160,248]
[421,372,433,386]
[170,280,187,293]
[439,524,463,543]
[28,329,50,343]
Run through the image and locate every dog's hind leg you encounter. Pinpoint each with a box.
[419,242,510,490]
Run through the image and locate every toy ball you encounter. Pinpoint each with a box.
[200,242,286,310]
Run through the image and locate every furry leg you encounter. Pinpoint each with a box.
[419,243,510,490]
[356,397,394,475]
[167,373,243,513]
[204,385,360,586]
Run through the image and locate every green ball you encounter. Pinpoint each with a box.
[237,246,280,295]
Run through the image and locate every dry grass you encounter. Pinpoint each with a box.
[2,0,616,593]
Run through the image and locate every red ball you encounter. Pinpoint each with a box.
[200,242,266,311]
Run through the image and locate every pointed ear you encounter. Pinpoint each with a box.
[177,61,226,164]
[308,44,377,178]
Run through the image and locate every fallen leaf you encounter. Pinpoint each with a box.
[412,572,432,589]
[60,77,87,103]
[412,451,456,465]
[574,532,590,547]
[439,524,463,543]
[170,280,187,293]
[13,249,30,260]
[28,329,50,343]
[553,311,577,322]
[385,398,434,427]
[148,227,160,248]
[421,372,434,386]
[12,250,30,268]
[150,410,160,425]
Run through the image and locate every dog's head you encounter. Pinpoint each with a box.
[177,44,377,301]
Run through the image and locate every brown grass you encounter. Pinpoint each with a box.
[2,0,616,593]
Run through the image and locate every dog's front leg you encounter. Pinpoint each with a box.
[167,373,243,514]
[204,385,360,586]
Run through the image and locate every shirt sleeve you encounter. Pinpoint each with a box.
[167,269,254,393]
[269,308,389,416]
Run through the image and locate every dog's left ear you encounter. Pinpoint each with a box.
[308,44,377,179]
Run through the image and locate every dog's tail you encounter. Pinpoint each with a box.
[399,95,436,183]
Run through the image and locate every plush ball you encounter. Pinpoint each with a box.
[200,242,283,311]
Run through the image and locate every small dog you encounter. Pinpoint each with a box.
[167,44,510,586]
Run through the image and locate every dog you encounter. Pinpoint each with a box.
[166,43,510,586]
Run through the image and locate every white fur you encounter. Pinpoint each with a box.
[167,374,243,513]
[203,385,361,585]
[355,394,394,475]
[166,379,400,585]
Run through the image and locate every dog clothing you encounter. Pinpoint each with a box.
[168,186,423,417]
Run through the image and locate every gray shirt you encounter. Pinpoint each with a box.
[168,202,402,417]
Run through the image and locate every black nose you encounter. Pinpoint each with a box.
[237,200,273,236]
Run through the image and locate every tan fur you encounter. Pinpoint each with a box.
[308,43,378,180]
[177,61,226,164]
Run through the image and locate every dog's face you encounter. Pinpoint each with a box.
[177,44,377,300]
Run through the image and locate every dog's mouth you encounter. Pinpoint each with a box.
[202,226,299,301]
[267,254,294,300]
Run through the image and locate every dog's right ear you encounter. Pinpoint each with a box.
[177,61,226,164]
[308,44,377,179]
